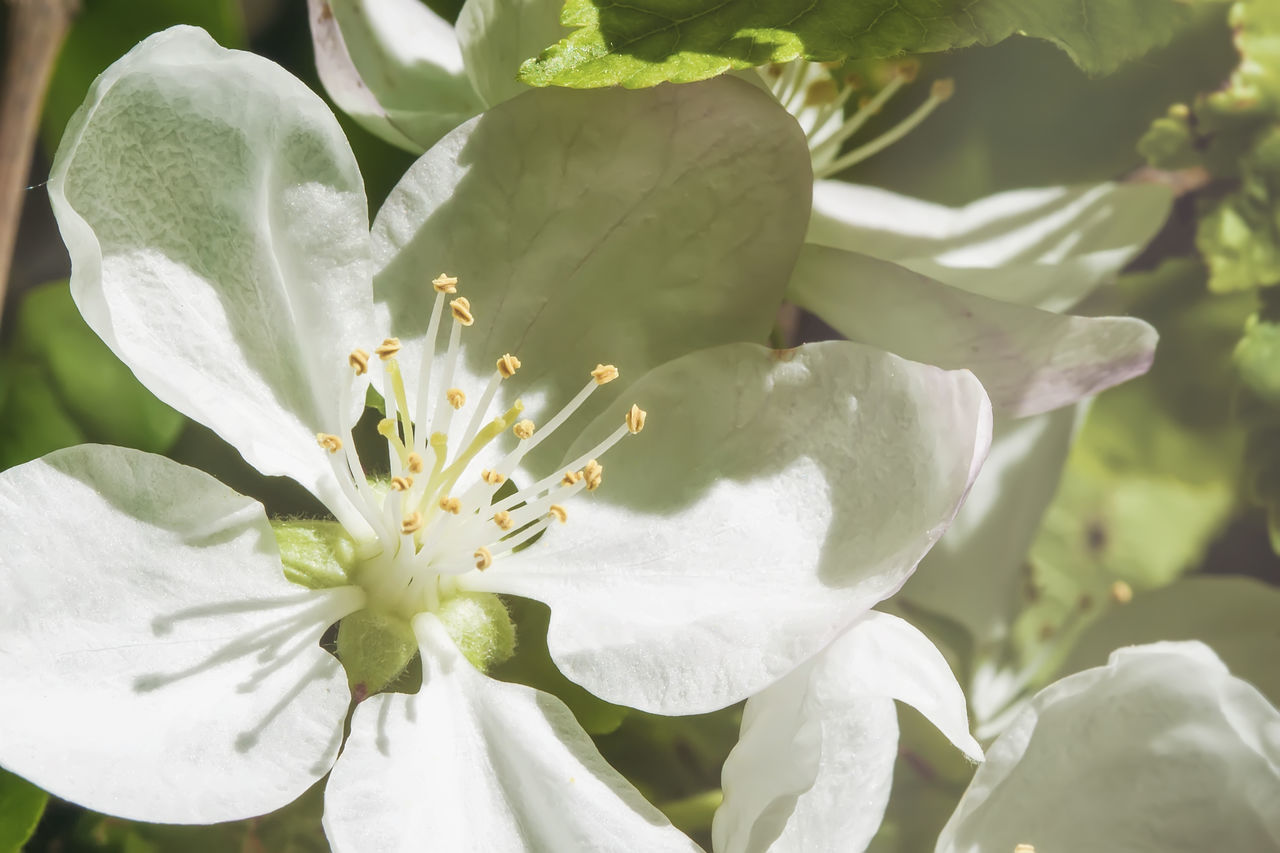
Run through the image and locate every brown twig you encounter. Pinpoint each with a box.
[0,0,77,323]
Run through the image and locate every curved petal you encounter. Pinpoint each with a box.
[1058,575,1280,705]
[901,406,1080,645]
[48,26,377,533]
[371,77,812,472]
[0,445,359,823]
[309,0,483,153]
[323,614,698,852]
[466,341,992,714]
[788,245,1157,417]
[936,643,1280,853]
[716,612,979,853]
[456,0,565,107]
[809,181,1172,311]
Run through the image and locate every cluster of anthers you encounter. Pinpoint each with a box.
[314,273,646,619]
[760,59,955,178]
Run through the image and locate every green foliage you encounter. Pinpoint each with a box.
[1015,262,1250,664]
[519,0,1192,89]
[0,769,47,853]
[42,0,245,151]
[0,282,184,470]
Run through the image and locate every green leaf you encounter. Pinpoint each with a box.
[41,0,245,152]
[0,361,86,470]
[519,0,1192,89]
[0,769,47,853]
[1197,127,1280,293]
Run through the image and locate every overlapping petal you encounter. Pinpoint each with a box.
[789,245,1157,417]
[0,445,358,823]
[808,181,1172,311]
[323,614,698,852]
[371,78,812,469]
[465,341,992,714]
[456,0,564,107]
[937,643,1280,853]
[715,612,980,853]
[307,0,483,153]
[48,26,377,534]
[901,407,1080,644]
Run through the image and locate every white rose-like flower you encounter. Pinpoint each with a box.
[0,26,994,851]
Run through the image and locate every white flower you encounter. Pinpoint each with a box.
[936,642,1280,852]
[0,26,994,850]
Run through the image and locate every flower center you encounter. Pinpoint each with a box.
[759,60,954,179]
[315,273,646,623]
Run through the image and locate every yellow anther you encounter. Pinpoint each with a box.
[377,418,398,438]
[492,510,514,531]
[407,452,424,474]
[316,433,343,454]
[400,512,423,535]
[497,353,522,379]
[450,296,474,326]
[513,419,535,440]
[1110,580,1134,605]
[374,337,402,360]
[583,459,603,492]
[548,505,567,524]
[474,546,493,570]
[591,363,619,385]
[446,388,466,409]
[439,496,462,514]
[931,78,956,102]
[481,469,506,485]
[429,431,448,449]
[625,404,647,435]
[804,78,840,107]
[389,476,413,491]
[348,348,370,375]
[561,470,583,486]
[432,273,458,294]
[893,59,920,83]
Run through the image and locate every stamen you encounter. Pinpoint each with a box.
[513,419,536,440]
[316,433,343,453]
[450,297,474,326]
[804,78,839,107]
[432,272,458,294]
[348,349,370,375]
[401,512,424,535]
[591,363,619,385]
[1110,580,1134,604]
[808,68,909,162]
[377,418,408,461]
[481,469,505,485]
[815,77,956,179]
[548,505,567,523]
[407,452,424,473]
[413,289,449,453]
[497,353,522,379]
[474,547,493,570]
[562,470,583,486]
[493,510,514,530]
[374,337,402,360]
[446,388,466,409]
[390,476,413,491]
[583,459,603,492]
[439,496,462,514]
[625,404,647,434]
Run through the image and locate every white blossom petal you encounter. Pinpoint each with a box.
[901,407,1080,645]
[48,26,376,533]
[323,614,698,852]
[456,0,565,107]
[789,245,1157,417]
[371,77,813,471]
[0,445,358,823]
[936,642,1280,853]
[715,612,980,853]
[809,181,1172,311]
[308,0,483,153]
[466,342,992,714]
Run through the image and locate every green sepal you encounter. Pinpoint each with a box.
[271,519,358,590]
[0,769,47,853]
[436,592,517,672]
[337,609,418,698]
